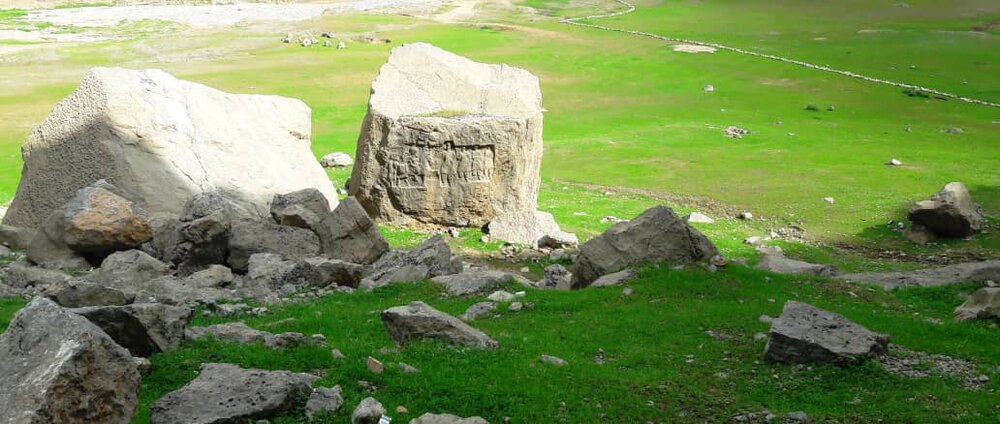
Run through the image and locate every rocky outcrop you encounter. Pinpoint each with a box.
[0,298,140,423]
[349,43,544,229]
[765,301,889,366]
[381,301,499,348]
[954,287,999,322]
[314,197,389,265]
[4,67,338,229]
[757,252,838,277]
[907,182,986,238]
[431,269,532,296]
[571,206,717,288]
[71,303,193,357]
[150,363,318,424]
[838,261,1000,290]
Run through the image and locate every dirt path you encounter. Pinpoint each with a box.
[562,0,999,108]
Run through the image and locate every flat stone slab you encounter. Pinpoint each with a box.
[765,301,889,366]
[837,260,1000,290]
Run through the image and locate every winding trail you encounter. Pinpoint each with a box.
[561,0,999,108]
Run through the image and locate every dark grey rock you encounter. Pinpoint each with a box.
[908,182,985,238]
[954,287,999,322]
[3,260,71,289]
[571,206,717,288]
[536,264,571,290]
[590,269,636,287]
[765,301,889,366]
[185,321,314,349]
[70,303,193,357]
[86,250,171,288]
[381,301,499,348]
[227,221,320,273]
[0,298,140,423]
[150,363,317,424]
[365,235,461,288]
[305,386,344,420]
[315,197,389,265]
[298,257,365,288]
[48,282,134,308]
[838,261,1000,290]
[431,270,532,296]
[271,188,332,230]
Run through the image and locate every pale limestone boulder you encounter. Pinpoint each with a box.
[4,67,338,229]
[350,43,543,228]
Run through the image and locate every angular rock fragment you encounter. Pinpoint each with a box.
[70,303,193,357]
[314,197,389,265]
[431,269,532,296]
[185,321,314,349]
[757,253,838,277]
[765,301,889,365]
[271,188,332,230]
[410,413,490,424]
[381,301,499,348]
[227,221,320,273]
[954,287,999,322]
[48,282,134,308]
[908,182,985,238]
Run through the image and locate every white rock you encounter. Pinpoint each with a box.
[320,152,354,168]
[687,212,714,224]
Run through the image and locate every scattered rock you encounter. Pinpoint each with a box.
[823,197,835,205]
[432,269,532,295]
[185,321,314,349]
[151,363,318,424]
[907,182,985,238]
[0,298,140,423]
[399,362,419,373]
[86,249,171,288]
[686,212,714,224]
[487,290,516,302]
[943,127,963,134]
[903,223,936,245]
[724,126,750,138]
[410,413,489,424]
[381,301,499,348]
[3,260,71,289]
[349,42,544,228]
[48,282,134,308]
[487,211,576,247]
[536,264,572,290]
[337,41,346,49]
[71,303,193,357]
[0,224,34,249]
[305,386,344,421]
[703,84,715,92]
[315,197,389,265]
[954,287,999,322]
[571,206,717,288]
[320,152,354,168]
[351,397,386,424]
[590,269,637,287]
[508,302,524,312]
[3,67,338,230]
[227,221,320,273]
[837,261,1000,290]
[270,188,332,230]
[459,301,498,321]
[299,257,365,288]
[600,215,625,224]
[886,158,902,166]
[765,301,889,366]
[738,212,753,220]
[186,264,236,288]
[540,354,568,366]
[757,252,839,277]
[364,235,461,288]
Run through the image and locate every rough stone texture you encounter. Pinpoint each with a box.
[350,42,544,228]
[954,287,1000,322]
[60,186,153,258]
[487,211,576,247]
[86,249,171,288]
[0,224,35,249]
[70,303,193,357]
[410,413,490,424]
[305,386,344,420]
[298,257,365,288]
[907,182,986,238]
[320,152,354,168]
[150,191,246,275]
[48,282,134,308]
[903,223,936,245]
[245,253,304,289]
[757,253,839,277]
[365,235,461,288]
[431,269,532,296]
[314,197,389,265]
[382,301,499,348]
[837,261,1000,290]
[571,206,718,288]
[590,269,637,287]
[4,67,338,229]
[150,363,318,424]
[185,264,235,288]
[185,321,313,349]
[536,264,572,290]
[270,188,332,230]
[3,260,71,289]
[765,301,889,366]
[26,209,90,271]
[352,397,386,424]
[0,298,140,423]
[227,220,320,273]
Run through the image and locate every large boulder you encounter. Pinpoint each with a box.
[48,282,134,308]
[954,287,999,322]
[314,197,389,265]
[4,67,338,230]
[71,303,193,357]
[150,363,318,424]
[349,42,544,228]
[765,301,889,366]
[0,298,140,423]
[571,206,718,288]
[227,221,320,273]
[381,301,499,348]
[907,182,986,238]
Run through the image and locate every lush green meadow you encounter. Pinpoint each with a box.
[0,0,998,422]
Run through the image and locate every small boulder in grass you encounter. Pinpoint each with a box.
[765,301,889,366]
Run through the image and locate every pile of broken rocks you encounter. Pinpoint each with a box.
[0,177,726,423]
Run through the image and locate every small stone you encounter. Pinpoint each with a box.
[509,302,524,312]
[398,362,419,373]
[332,349,346,360]
[487,290,516,302]
[887,159,902,166]
[623,287,634,296]
[759,314,774,324]
[686,212,714,224]
[540,354,568,366]
[753,332,768,341]
[704,84,715,92]
[351,397,385,424]
[519,267,529,273]
[366,357,384,375]
[738,212,753,220]
[305,386,344,420]
[823,197,835,204]
[787,411,809,422]
[396,405,408,414]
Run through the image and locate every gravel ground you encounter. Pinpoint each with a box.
[24,0,444,27]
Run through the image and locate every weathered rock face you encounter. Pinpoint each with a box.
[908,182,986,238]
[314,197,389,265]
[150,363,318,424]
[71,303,193,357]
[4,67,338,229]
[349,42,544,228]
[61,186,153,258]
[571,206,718,288]
[954,287,999,322]
[765,301,889,366]
[381,301,499,348]
[270,188,332,230]
[227,221,320,273]
[0,298,140,423]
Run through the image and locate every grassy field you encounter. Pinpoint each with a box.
[0,1,997,422]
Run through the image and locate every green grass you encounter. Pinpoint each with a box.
[0,297,26,331]
[120,267,998,423]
